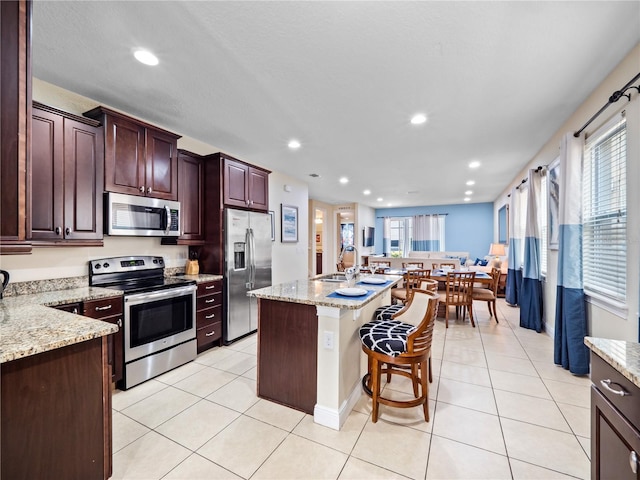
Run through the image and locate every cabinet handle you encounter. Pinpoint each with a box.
[117,318,123,328]
[205,298,216,304]
[147,187,153,193]
[65,227,71,235]
[205,285,216,290]
[72,307,78,314]
[205,313,215,319]
[55,226,62,235]
[631,451,638,474]
[600,379,630,396]
[95,304,113,311]
[139,185,145,192]
[205,330,216,337]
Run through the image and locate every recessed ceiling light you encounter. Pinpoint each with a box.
[464,197,471,202]
[410,113,427,125]
[465,190,473,195]
[288,139,301,149]
[469,161,481,169]
[134,49,159,66]
[377,197,383,202]
[363,189,371,195]
[339,177,349,184]
[466,180,475,186]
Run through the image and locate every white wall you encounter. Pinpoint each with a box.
[495,43,640,342]
[269,171,309,284]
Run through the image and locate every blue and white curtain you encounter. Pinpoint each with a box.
[505,185,526,305]
[554,133,589,375]
[412,215,441,251]
[382,217,391,256]
[520,169,544,332]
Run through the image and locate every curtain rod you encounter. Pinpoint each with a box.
[376,213,448,218]
[507,165,545,197]
[573,72,640,138]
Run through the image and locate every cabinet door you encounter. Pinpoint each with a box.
[178,151,203,241]
[223,157,249,208]
[104,114,146,196]
[592,387,640,480]
[83,297,124,384]
[63,118,104,240]
[31,109,64,241]
[0,0,31,253]
[248,167,269,211]
[145,128,178,200]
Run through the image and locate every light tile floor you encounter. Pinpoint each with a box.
[111,299,592,479]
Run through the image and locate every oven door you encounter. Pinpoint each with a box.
[124,285,196,363]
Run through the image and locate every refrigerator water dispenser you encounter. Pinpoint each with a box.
[233,242,246,270]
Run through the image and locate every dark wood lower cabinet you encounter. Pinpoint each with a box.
[591,352,640,480]
[1,337,112,480]
[257,299,317,414]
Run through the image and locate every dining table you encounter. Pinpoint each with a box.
[377,268,493,286]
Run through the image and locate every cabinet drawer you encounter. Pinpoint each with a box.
[197,280,222,297]
[197,291,222,311]
[592,352,640,428]
[196,306,222,329]
[197,321,222,350]
[83,296,123,319]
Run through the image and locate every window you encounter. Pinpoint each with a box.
[389,218,410,256]
[582,114,627,303]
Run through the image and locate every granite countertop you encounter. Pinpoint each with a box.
[178,274,223,283]
[248,275,402,309]
[0,286,122,364]
[585,337,640,388]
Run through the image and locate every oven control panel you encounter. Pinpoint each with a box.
[90,256,164,275]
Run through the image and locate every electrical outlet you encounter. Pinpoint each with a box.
[323,331,334,350]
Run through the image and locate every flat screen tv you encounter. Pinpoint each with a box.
[363,226,375,247]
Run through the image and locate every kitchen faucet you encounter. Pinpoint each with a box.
[339,244,359,272]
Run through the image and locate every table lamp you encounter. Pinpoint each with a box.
[489,243,506,269]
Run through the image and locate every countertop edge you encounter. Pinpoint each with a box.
[585,336,640,389]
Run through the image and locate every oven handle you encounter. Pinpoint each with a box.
[124,285,196,304]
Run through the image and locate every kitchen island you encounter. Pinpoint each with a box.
[249,274,401,430]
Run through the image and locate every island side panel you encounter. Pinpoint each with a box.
[257,298,318,414]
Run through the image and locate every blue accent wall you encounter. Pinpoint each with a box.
[374,202,494,260]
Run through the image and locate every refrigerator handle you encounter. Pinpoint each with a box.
[249,228,257,287]
[245,228,252,289]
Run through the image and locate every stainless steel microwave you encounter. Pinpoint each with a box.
[106,192,180,237]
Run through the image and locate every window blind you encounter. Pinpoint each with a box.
[582,114,627,302]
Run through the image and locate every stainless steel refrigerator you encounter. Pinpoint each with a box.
[224,208,272,343]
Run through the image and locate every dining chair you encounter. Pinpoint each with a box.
[440,271,476,328]
[402,261,424,269]
[369,261,391,273]
[359,289,439,422]
[434,262,456,270]
[472,267,501,320]
[391,268,431,304]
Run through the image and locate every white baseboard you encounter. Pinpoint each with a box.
[313,381,362,431]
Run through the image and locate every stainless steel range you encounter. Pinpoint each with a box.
[89,255,197,389]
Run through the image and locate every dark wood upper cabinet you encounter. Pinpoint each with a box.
[0,0,32,254]
[221,155,270,212]
[162,149,205,245]
[30,102,104,245]
[84,106,180,201]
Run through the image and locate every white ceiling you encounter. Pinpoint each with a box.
[31,1,639,208]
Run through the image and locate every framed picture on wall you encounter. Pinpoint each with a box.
[281,204,298,243]
[548,157,560,250]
